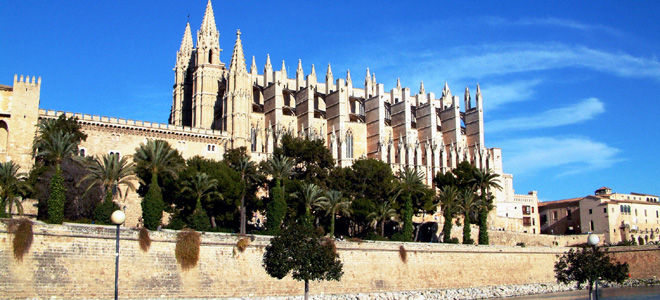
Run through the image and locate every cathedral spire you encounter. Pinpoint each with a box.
[326,63,333,81]
[196,0,221,65]
[200,0,218,37]
[228,29,246,75]
[464,86,471,109]
[296,59,303,77]
[310,64,317,77]
[179,22,193,55]
[365,68,371,86]
[442,81,451,98]
[250,56,257,74]
[265,54,272,70]
[419,81,425,95]
[281,60,287,74]
[476,83,483,107]
[346,69,352,86]
[397,78,402,90]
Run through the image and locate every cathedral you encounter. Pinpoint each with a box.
[1,0,539,233]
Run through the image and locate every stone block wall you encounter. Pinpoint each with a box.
[1,221,657,299]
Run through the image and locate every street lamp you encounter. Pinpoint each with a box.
[111,210,125,300]
[587,233,600,300]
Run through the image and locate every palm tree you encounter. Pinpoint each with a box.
[317,190,351,238]
[470,168,502,245]
[262,155,296,190]
[134,139,183,230]
[393,168,426,241]
[181,172,222,230]
[367,200,398,237]
[437,185,459,243]
[456,189,485,244]
[79,154,140,203]
[292,182,327,227]
[0,161,31,218]
[233,156,258,235]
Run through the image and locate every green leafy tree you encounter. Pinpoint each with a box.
[367,200,398,237]
[457,189,484,245]
[262,222,343,300]
[292,183,327,228]
[231,156,258,235]
[134,139,184,230]
[0,161,32,218]
[437,185,459,243]
[48,169,66,223]
[262,155,296,234]
[181,172,221,231]
[275,134,334,188]
[555,246,629,299]
[470,168,501,245]
[393,168,427,242]
[317,190,351,238]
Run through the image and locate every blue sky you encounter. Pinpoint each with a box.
[1,1,659,201]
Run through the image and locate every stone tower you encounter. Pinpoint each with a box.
[223,30,252,148]
[0,75,41,171]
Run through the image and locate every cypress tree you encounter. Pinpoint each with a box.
[142,176,164,230]
[47,168,66,224]
[265,182,286,235]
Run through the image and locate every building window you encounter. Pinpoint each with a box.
[590,220,594,231]
[79,148,86,157]
[540,214,547,225]
[207,144,216,152]
[589,209,593,215]
[604,208,607,213]
[251,129,257,152]
[523,217,532,226]
[522,205,531,215]
[552,211,558,220]
[567,210,572,220]
[109,151,120,159]
[346,131,353,159]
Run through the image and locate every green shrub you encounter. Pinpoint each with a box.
[93,198,119,225]
[47,169,66,224]
[175,229,200,271]
[141,178,164,230]
[265,185,286,235]
[516,242,526,247]
[189,200,211,232]
[364,232,389,241]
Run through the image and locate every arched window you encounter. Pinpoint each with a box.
[0,120,8,152]
[79,148,86,157]
[346,130,353,159]
[209,50,213,64]
[251,129,258,152]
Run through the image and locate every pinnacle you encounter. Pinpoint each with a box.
[179,22,193,54]
[229,30,246,74]
[200,0,218,35]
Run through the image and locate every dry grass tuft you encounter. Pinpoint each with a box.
[175,229,200,271]
[236,237,250,253]
[138,227,151,252]
[399,245,407,263]
[7,218,33,262]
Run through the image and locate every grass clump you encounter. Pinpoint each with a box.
[7,218,34,262]
[236,237,249,253]
[175,229,200,271]
[399,245,407,263]
[138,227,151,252]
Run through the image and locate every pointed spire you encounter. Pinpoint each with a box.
[250,56,257,74]
[442,82,451,98]
[397,78,402,90]
[372,73,376,84]
[228,29,246,75]
[365,68,371,85]
[346,69,352,86]
[281,60,287,74]
[476,83,483,107]
[179,22,193,54]
[464,86,471,109]
[419,81,425,95]
[296,59,303,76]
[200,0,218,35]
[265,54,272,70]
[326,63,333,81]
[310,64,316,77]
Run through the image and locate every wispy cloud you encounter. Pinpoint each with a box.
[486,97,605,133]
[480,79,542,111]
[440,43,660,81]
[500,136,621,176]
[484,17,624,37]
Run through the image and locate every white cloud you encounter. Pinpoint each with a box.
[485,17,624,37]
[480,79,542,111]
[499,136,621,176]
[486,97,605,133]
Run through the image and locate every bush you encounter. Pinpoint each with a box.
[364,232,389,241]
[189,200,211,232]
[175,229,200,271]
[142,178,164,230]
[265,185,286,235]
[47,169,66,224]
[445,237,460,244]
[236,237,250,252]
[138,227,151,252]
[7,218,33,262]
[390,232,409,242]
[516,242,526,247]
[93,198,119,225]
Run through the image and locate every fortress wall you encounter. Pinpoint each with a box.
[2,222,656,299]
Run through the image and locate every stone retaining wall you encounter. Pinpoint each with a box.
[1,221,657,299]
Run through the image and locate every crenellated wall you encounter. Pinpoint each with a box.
[2,222,658,299]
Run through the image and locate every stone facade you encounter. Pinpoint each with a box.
[1,0,538,231]
[539,187,660,244]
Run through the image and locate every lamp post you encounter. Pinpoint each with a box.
[587,233,600,300]
[111,210,126,300]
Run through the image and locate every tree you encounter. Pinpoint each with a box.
[262,155,296,234]
[292,183,327,227]
[134,139,184,230]
[34,131,80,224]
[0,161,31,218]
[555,246,629,299]
[181,172,221,231]
[275,134,334,188]
[393,168,427,242]
[367,200,398,237]
[79,154,140,204]
[437,185,459,243]
[456,189,484,245]
[317,190,351,238]
[470,168,501,245]
[262,222,343,300]
[231,156,258,235]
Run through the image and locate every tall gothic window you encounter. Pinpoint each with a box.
[346,131,354,159]
[251,129,258,152]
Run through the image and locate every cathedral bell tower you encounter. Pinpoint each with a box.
[223,30,252,148]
